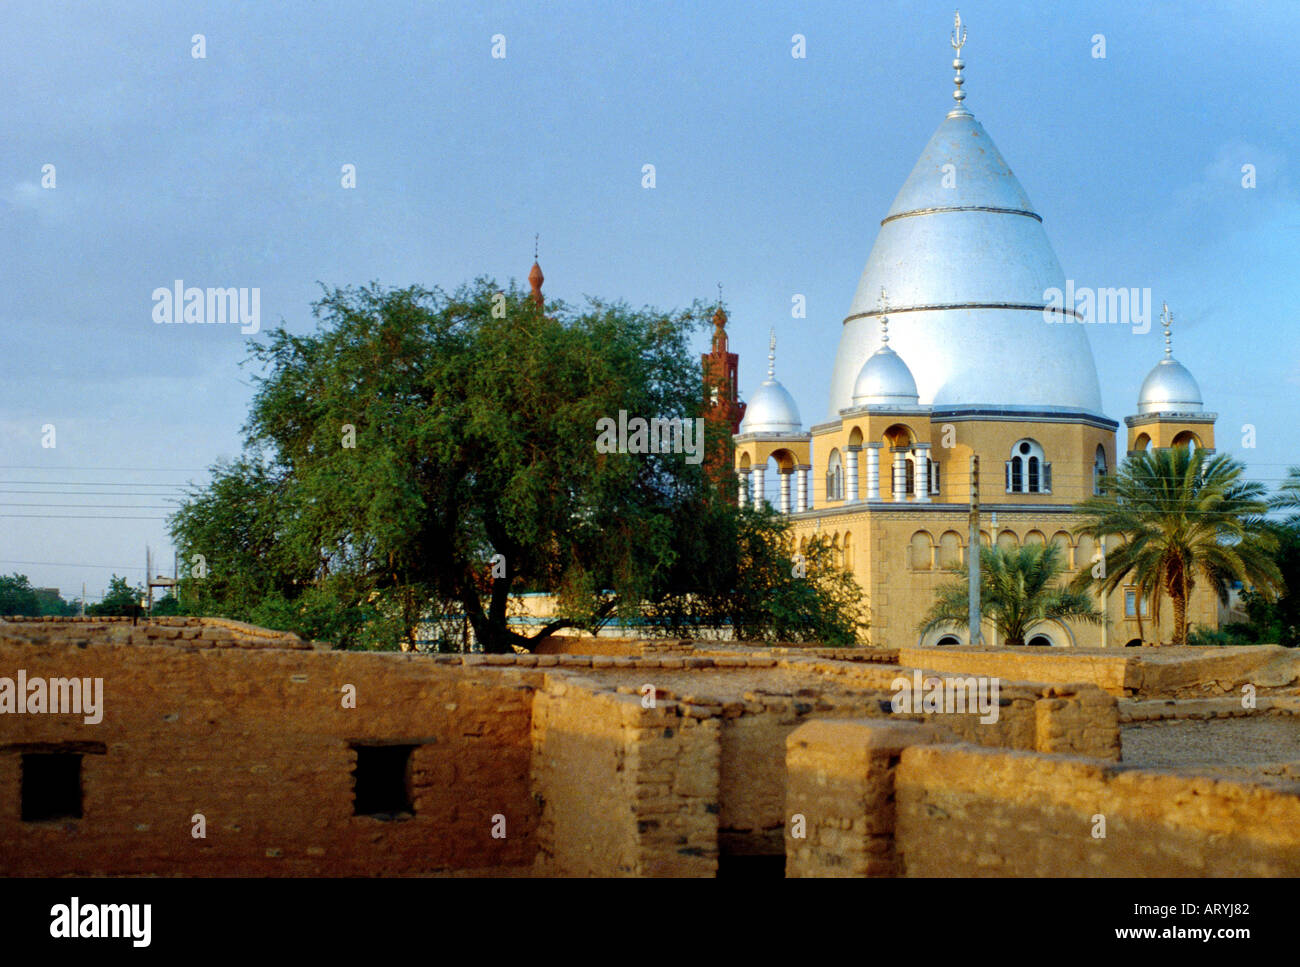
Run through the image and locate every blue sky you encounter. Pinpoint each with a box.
[0,0,1295,599]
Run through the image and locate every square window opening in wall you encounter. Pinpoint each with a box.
[21,752,84,822]
[351,743,416,820]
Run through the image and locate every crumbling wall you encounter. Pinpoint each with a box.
[785,719,935,877]
[0,638,540,875]
[531,675,719,876]
[896,744,1300,876]
[785,719,1300,878]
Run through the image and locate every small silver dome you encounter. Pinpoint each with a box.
[852,346,919,407]
[739,378,802,434]
[1137,358,1202,414]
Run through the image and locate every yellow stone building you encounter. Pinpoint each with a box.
[734,26,1220,649]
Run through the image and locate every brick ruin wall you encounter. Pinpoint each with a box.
[0,632,540,875]
[785,718,1300,877]
[6,621,1292,877]
[898,644,1300,698]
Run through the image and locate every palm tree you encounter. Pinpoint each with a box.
[919,542,1103,647]
[1271,466,1300,527]
[1070,447,1280,645]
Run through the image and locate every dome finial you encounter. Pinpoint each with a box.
[879,286,890,345]
[1161,301,1173,358]
[948,11,972,118]
[767,328,777,379]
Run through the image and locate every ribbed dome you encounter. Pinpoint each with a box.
[827,110,1105,418]
[852,345,919,407]
[739,378,802,434]
[1137,358,1202,414]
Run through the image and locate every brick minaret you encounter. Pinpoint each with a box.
[701,304,746,495]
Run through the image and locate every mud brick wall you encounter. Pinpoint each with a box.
[1,616,313,650]
[0,639,540,875]
[896,644,1300,699]
[895,744,1300,876]
[531,675,719,876]
[785,719,936,877]
[898,647,1137,696]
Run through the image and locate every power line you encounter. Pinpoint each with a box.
[0,490,185,497]
[0,514,170,520]
[0,465,209,472]
[0,480,190,488]
[0,559,149,571]
[0,503,177,508]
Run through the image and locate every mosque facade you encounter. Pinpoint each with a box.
[731,16,1220,649]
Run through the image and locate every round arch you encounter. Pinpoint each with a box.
[909,530,934,571]
[883,423,916,448]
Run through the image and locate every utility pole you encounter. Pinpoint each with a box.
[968,455,983,646]
[80,582,86,617]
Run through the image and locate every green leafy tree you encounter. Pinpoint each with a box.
[170,279,860,651]
[1070,447,1281,645]
[151,593,183,616]
[643,503,868,645]
[920,542,1103,647]
[0,574,41,616]
[87,575,145,617]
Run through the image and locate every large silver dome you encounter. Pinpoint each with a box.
[852,345,919,407]
[739,377,802,434]
[827,109,1105,418]
[1137,358,1202,414]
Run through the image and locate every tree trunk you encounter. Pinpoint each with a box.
[1172,591,1187,646]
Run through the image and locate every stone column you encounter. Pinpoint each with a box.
[753,465,767,509]
[864,443,881,501]
[796,465,809,513]
[845,445,860,504]
[779,470,792,514]
[737,469,749,508]
[892,448,907,503]
[914,444,931,503]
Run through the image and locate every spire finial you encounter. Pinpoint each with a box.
[534,233,539,261]
[948,11,971,117]
[528,238,544,308]
[879,286,890,345]
[767,328,776,379]
[1161,301,1173,358]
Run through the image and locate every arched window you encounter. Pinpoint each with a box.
[936,635,961,646]
[1006,439,1049,494]
[910,531,933,571]
[825,449,844,501]
[938,531,963,569]
[905,456,915,495]
[1027,634,1053,648]
[1051,531,1074,569]
[1093,445,1107,495]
